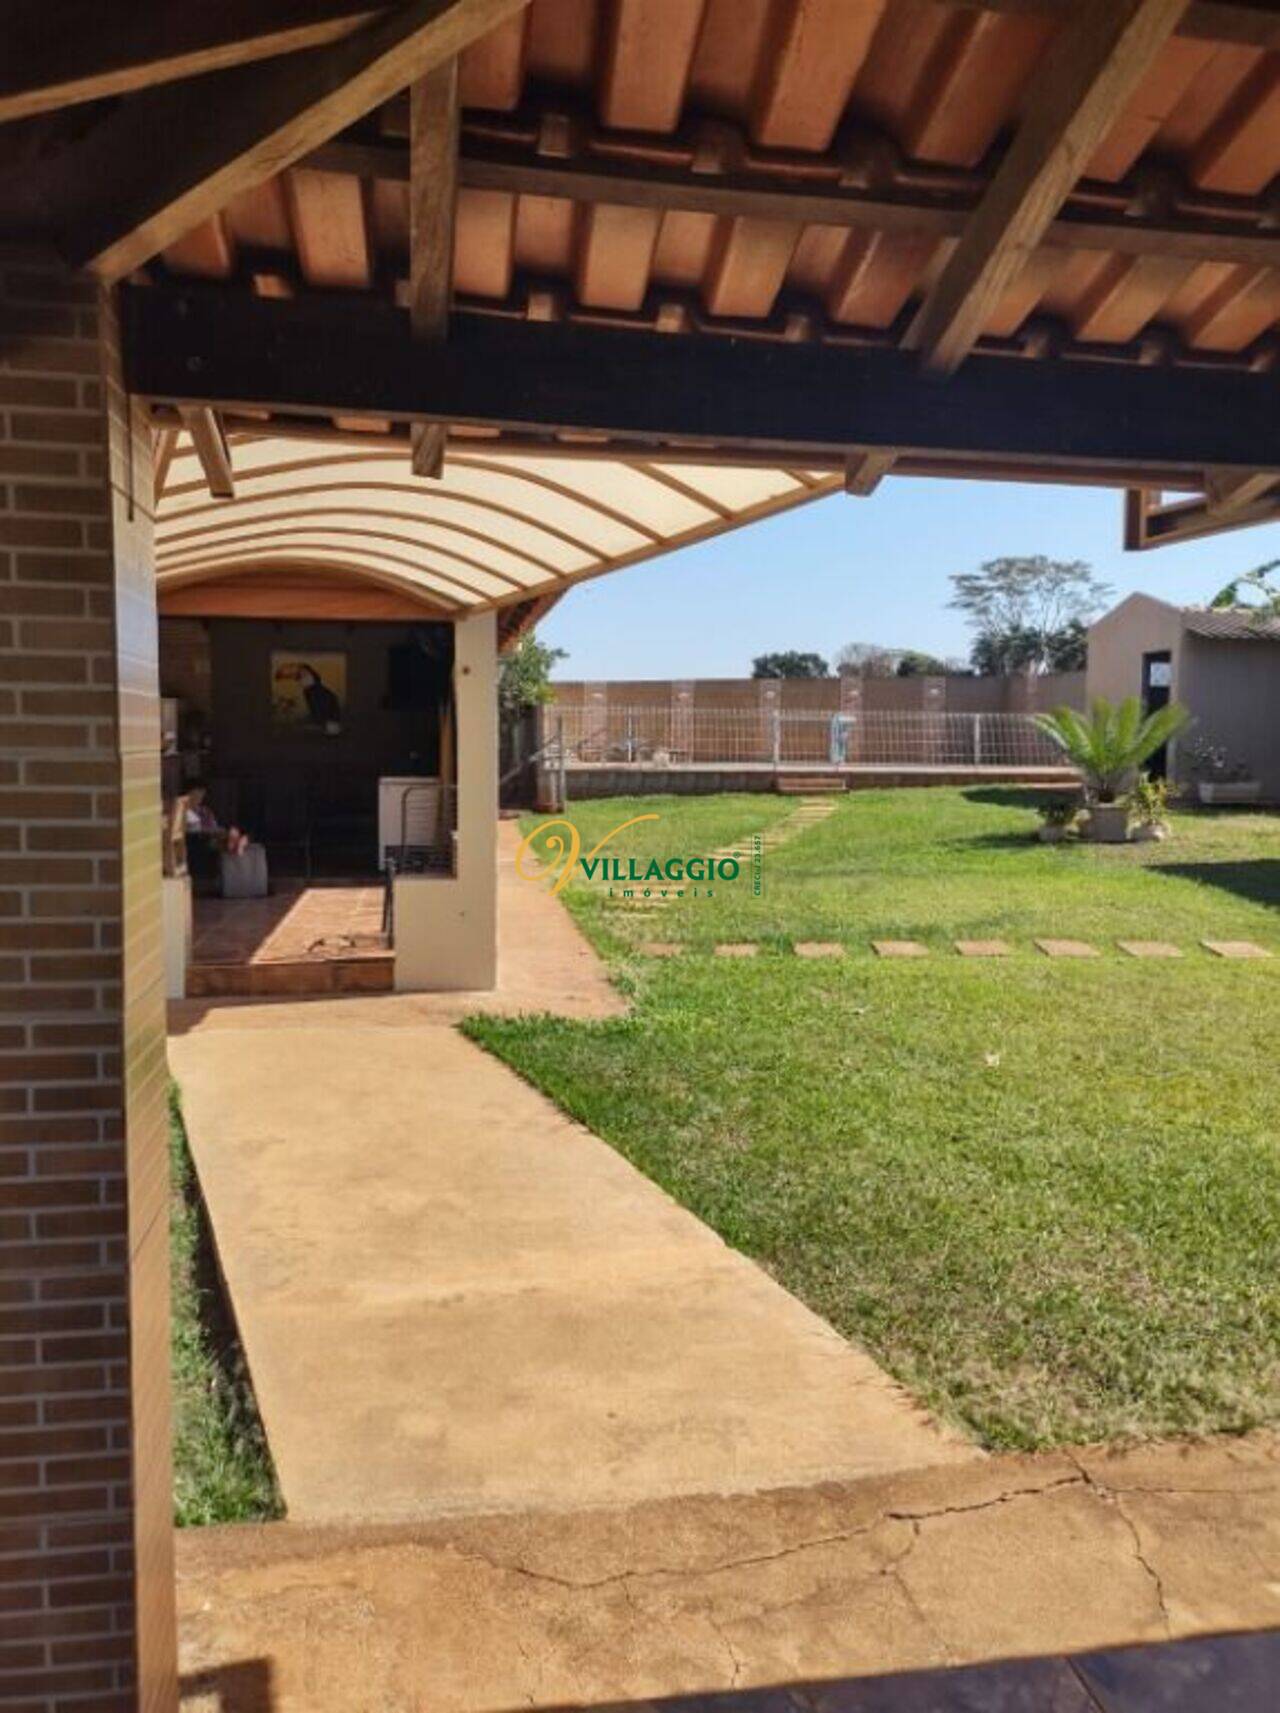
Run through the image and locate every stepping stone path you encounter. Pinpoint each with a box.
[714,943,759,958]
[638,942,681,958]
[794,942,844,959]
[1202,940,1272,959]
[607,796,839,928]
[872,940,929,958]
[955,940,1011,957]
[1035,939,1099,958]
[1118,940,1182,959]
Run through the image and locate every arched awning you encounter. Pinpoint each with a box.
[156,431,837,619]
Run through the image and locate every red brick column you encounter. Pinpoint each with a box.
[0,261,176,1712]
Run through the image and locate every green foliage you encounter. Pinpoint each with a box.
[1211,558,1280,615]
[955,557,1109,674]
[1033,696,1190,803]
[170,1091,281,1525]
[895,649,956,677]
[751,650,830,679]
[498,631,567,712]
[1128,771,1171,827]
[1037,796,1079,828]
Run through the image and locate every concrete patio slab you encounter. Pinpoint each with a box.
[954,940,1012,958]
[1117,940,1183,959]
[176,1430,1280,1713]
[873,941,929,958]
[1202,940,1272,959]
[169,1004,973,1526]
[1035,939,1100,958]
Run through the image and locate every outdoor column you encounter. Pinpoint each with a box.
[394,610,498,991]
[0,261,176,1712]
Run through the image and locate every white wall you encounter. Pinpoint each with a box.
[1086,593,1184,706]
[394,611,498,991]
[1180,635,1280,801]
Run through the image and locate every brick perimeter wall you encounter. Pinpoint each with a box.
[0,262,175,1712]
[550,673,1086,713]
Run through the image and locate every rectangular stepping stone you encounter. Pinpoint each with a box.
[714,942,759,957]
[1117,940,1182,959]
[955,940,1011,957]
[872,940,929,958]
[1035,938,1099,958]
[638,942,681,958]
[1202,940,1272,959]
[794,941,844,959]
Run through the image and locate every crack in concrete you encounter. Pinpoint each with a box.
[1064,1453,1173,1636]
[447,1471,1090,1595]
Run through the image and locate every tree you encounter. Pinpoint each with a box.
[952,557,1111,674]
[752,651,830,679]
[1044,618,1088,672]
[895,649,961,678]
[498,631,567,713]
[835,641,899,678]
[1211,559,1280,620]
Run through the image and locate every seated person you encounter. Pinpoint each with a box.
[184,782,250,884]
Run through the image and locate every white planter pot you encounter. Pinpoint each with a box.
[1085,804,1131,844]
[1131,822,1169,843]
[1197,781,1262,806]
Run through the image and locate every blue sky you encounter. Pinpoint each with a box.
[540,477,1280,679]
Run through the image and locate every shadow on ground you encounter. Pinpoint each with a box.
[179,1630,1280,1712]
[1154,860,1280,911]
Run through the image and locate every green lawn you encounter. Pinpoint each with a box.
[170,1093,281,1524]
[470,788,1280,1451]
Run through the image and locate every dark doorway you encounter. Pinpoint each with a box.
[1141,650,1173,778]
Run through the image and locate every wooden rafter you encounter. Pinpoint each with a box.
[938,0,1280,50]
[843,450,897,497]
[51,0,530,282]
[304,134,1280,274]
[177,408,235,500]
[907,0,1191,375]
[122,285,1280,478]
[1126,481,1280,547]
[0,2,379,124]
[408,57,460,480]
[151,426,179,503]
[1205,466,1280,512]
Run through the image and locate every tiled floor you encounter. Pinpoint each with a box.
[191,882,388,967]
[628,1630,1280,1712]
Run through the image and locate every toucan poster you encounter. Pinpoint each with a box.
[270,652,346,734]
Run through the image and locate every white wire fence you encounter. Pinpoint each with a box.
[543,705,1069,770]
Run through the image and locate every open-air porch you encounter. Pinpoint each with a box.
[5,2,1280,1711]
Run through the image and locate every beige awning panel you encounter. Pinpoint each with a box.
[155,433,837,615]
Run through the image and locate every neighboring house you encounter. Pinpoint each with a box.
[1087,593,1280,799]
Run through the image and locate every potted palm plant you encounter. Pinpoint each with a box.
[1033,697,1190,843]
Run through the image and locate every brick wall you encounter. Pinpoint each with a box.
[551,673,1086,713]
[0,260,175,1711]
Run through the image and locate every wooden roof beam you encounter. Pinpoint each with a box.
[907,0,1191,376]
[308,133,1280,272]
[0,2,382,124]
[177,408,235,500]
[409,57,460,481]
[122,284,1280,478]
[936,0,1280,50]
[843,449,897,496]
[1205,466,1280,512]
[53,0,531,282]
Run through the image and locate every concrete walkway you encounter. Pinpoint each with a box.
[169,1005,974,1523]
[176,1431,1280,1713]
